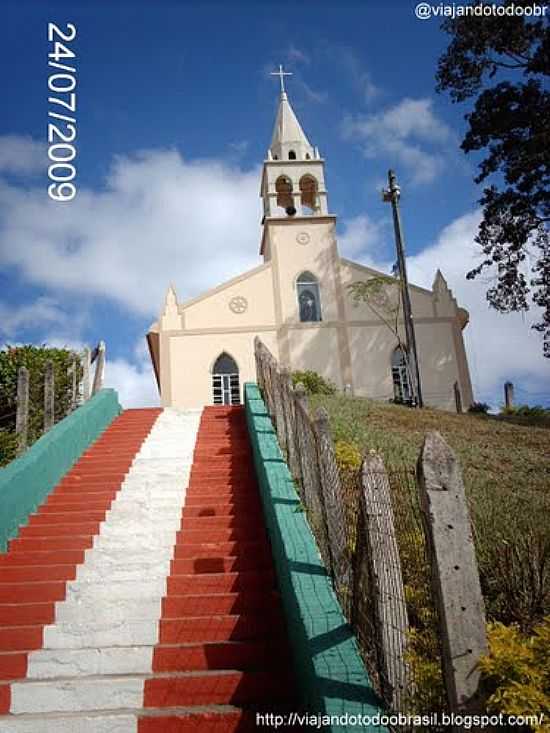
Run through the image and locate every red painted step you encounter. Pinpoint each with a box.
[7,536,94,552]
[167,571,274,595]
[146,405,298,725]
[159,613,286,644]
[0,581,66,604]
[144,670,288,707]
[152,639,288,672]
[138,710,255,733]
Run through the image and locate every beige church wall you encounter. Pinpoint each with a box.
[182,265,276,331]
[433,291,459,318]
[167,330,279,410]
[348,321,461,411]
[414,321,461,411]
[339,260,435,322]
[270,221,341,324]
[349,325,400,399]
[287,325,343,388]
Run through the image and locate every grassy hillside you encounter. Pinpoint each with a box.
[310,394,550,628]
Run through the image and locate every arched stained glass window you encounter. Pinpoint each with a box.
[296,271,322,323]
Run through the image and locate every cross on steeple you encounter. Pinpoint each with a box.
[270,64,292,94]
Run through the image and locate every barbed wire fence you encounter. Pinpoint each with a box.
[254,336,488,726]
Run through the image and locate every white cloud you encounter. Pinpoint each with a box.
[0,146,262,318]
[0,135,47,176]
[348,209,548,407]
[287,45,310,65]
[342,98,452,185]
[339,214,387,263]
[298,80,328,105]
[103,357,160,408]
[327,46,379,104]
[0,297,70,338]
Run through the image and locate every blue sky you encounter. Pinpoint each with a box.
[1,0,547,408]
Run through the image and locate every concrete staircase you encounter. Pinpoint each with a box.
[0,406,296,732]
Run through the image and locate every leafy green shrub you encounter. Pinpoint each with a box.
[479,619,550,729]
[291,370,336,395]
[501,404,549,419]
[0,345,82,467]
[0,429,17,466]
[468,401,490,414]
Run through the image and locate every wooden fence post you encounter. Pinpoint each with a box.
[92,341,106,396]
[504,381,514,410]
[44,361,55,432]
[361,451,409,711]
[69,357,78,410]
[254,337,264,394]
[280,366,301,482]
[15,366,29,456]
[82,347,91,401]
[271,359,287,455]
[454,381,462,414]
[314,407,349,589]
[417,431,488,715]
[293,383,332,574]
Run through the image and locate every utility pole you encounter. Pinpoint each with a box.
[383,169,424,408]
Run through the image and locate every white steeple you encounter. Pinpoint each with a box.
[261,66,328,223]
[269,91,315,162]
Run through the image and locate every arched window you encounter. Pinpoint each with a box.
[212,352,240,405]
[296,271,322,322]
[275,175,293,210]
[299,175,318,213]
[288,150,296,160]
[391,347,412,404]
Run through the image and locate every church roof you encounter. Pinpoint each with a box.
[269,92,314,160]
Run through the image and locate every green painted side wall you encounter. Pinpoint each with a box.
[0,389,122,552]
[244,383,388,732]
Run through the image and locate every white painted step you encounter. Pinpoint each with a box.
[9,676,145,714]
[27,646,153,679]
[0,712,138,733]
[54,597,162,624]
[65,578,166,602]
[43,620,159,649]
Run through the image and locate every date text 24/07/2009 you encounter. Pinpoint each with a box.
[47,22,77,202]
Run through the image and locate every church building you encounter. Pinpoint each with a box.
[147,74,474,412]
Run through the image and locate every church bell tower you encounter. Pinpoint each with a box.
[260,66,329,224]
[259,67,351,381]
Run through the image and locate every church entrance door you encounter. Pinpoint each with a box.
[212,353,240,405]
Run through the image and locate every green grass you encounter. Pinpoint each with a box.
[310,394,550,629]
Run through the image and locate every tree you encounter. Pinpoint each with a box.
[0,345,82,466]
[347,275,416,404]
[436,1,550,357]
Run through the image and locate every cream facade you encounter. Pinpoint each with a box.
[148,87,474,412]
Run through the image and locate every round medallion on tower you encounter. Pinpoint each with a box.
[296,231,310,245]
[229,296,248,314]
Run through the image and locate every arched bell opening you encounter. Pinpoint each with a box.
[275,175,293,210]
[299,175,318,214]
